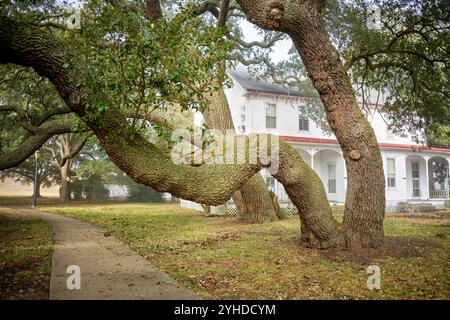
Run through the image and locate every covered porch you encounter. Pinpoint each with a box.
[262,146,346,204]
[405,155,449,200]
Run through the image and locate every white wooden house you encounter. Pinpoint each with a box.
[181,68,450,212]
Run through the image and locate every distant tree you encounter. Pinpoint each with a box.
[0,147,59,197]
[5,0,447,249]
[46,133,90,203]
[0,65,83,171]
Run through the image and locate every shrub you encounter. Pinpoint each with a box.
[71,181,83,200]
[127,183,163,202]
[70,174,109,201]
[397,202,413,213]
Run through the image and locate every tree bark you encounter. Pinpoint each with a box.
[235,0,385,248]
[202,69,278,223]
[290,18,385,248]
[59,159,71,203]
[0,118,76,170]
[0,13,342,248]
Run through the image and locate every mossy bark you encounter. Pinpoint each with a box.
[235,0,385,248]
[202,69,278,223]
[0,14,346,248]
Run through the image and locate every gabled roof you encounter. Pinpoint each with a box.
[228,67,386,105]
[228,68,305,97]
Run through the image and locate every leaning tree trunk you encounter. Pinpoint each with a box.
[0,13,343,248]
[59,159,71,203]
[202,69,278,223]
[235,0,385,248]
[288,17,385,248]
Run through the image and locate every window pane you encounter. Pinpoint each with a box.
[387,159,396,188]
[328,180,336,193]
[328,164,336,179]
[266,116,276,129]
[388,177,396,188]
[266,104,276,128]
[266,176,275,190]
[328,164,336,193]
[266,104,276,116]
[412,161,420,178]
[299,118,309,131]
[387,159,395,174]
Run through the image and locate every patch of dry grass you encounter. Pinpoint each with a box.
[0,208,53,300]
[37,202,450,300]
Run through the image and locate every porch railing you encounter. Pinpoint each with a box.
[429,190,449,199]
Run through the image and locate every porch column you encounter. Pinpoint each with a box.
[310,148,318,172]
[447,156,450,199]
[397,154,408,201]
[424,155,430,200]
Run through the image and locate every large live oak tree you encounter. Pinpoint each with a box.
[235,0,386,248]
[0,11,345,248]
[0,0,394,249]
[142,0,280,223]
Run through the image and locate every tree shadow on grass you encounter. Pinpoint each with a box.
[319,237,441,265]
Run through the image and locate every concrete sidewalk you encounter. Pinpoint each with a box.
[3,206,199,300]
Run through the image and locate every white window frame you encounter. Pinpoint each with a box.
[298,106,309,132]
[265,176,276,191]
[265,103,277,129]
[411,161,421,197]
[327,163,337,194]
[240,105,246,133]
[386,158,396,188]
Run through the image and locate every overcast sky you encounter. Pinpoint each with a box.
[240,20,293,64]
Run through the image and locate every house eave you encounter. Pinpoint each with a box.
[279,136,450,154]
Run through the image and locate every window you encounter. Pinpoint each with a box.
[298,106,309,131]
[299,117,309,131]
[412,161,421,197]
[239,105,246,133]
[265,103,276,129]
[387,158,396,188]
[328,164,336,194]
[265,176,275,191]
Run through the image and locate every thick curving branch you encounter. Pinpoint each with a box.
[0,117,76,170]
[0,14,342,248]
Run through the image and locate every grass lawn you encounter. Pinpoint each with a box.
[33,200,450,300]
[0,208,53,299]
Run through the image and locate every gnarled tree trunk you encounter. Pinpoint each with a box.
[202,68,278,223]
[0,12,363,249]
[59,159,72,203]
[235,0,385,248]
[290,19,385,248]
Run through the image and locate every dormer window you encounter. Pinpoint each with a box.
[265,103,276,129]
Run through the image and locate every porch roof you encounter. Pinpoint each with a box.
[280,136,450,154]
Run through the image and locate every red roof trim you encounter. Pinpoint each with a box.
[279,136,450,154]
